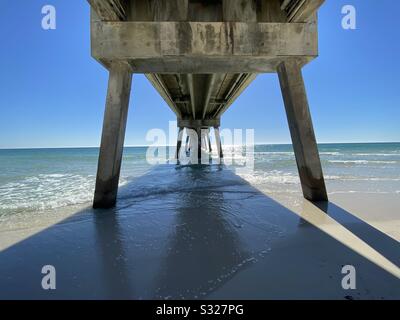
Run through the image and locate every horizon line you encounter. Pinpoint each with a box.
[1,141,399,150]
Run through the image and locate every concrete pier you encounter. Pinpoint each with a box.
[185,135,190,154]
[196,128,202,161]
[277,60,328,201]
[214,128,224,159]
[175,127,184,160]
[88,0,327,208]
[207,129,212,153]
[93,63,132,208]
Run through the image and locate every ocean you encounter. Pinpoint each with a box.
[0,143,399,220]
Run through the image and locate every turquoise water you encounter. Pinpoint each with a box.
[0,143,399,217]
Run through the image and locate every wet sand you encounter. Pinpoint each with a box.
[0,166,399,299]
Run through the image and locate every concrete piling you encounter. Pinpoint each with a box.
[214,127,224,159]
[207,129,212,153]
[93,63,132,209]
[176,127,184,160]
[277,60,328,201]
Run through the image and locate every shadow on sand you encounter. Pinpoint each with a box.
[314,202,400,268]
[0,165,399,299]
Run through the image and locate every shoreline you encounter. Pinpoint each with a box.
[0,172,398,299]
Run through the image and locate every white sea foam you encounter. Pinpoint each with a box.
[325,175,341,180]
[320,152,341,155]
[253,152,294,155]
[237,170,300,185]
[329,191,398,195]
[352,153,400,157]
[0,174,95,212]
[329,160,397,164]
[359,177,400,181]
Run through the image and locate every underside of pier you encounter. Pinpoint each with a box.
[88,0,328,208]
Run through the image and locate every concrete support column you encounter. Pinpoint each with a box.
[206,128,212,163]
[214,127,223,159]
[93,63,132,208]
[185,135,190,153]
[277,60,328,201]
[175,127,184,160]
[207,128,212,152]
[196,128,202,162]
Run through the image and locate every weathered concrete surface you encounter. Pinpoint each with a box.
[93,63,132,208]
[91,21,318,70]
[88,0,127,21]
[146,73,256,124]
[129,0,188,21]
[277,59,327,201]
[90,0,321,23]
[284,0,324,22]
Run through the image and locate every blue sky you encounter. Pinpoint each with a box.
[0,0,399,148]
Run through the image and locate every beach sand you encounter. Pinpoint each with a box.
[0,165,399,299]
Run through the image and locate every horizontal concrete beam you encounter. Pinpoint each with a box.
[178,119,221,129]
[91,21,317,73]
[122,56,312,73]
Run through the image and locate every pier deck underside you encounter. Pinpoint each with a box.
[88,0,328,207]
